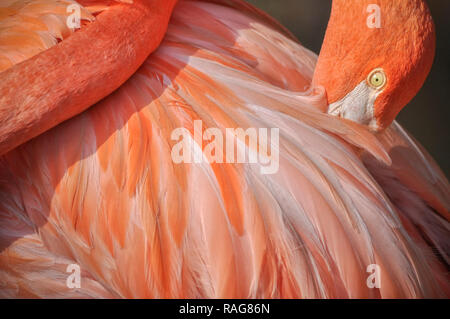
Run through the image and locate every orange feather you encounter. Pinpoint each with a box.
[0,0,448,298]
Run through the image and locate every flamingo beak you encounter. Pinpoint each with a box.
[327,81,383,131]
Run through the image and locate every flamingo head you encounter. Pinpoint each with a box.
[312,0,436,131]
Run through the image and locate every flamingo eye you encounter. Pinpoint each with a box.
[367,68,386,89]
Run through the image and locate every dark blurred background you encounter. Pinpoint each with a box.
[246,0,449,177]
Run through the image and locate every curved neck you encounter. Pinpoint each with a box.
[0,0,178,156]
[313,0,435,129]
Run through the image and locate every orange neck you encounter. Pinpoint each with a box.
[0,0,178,156]
[313,0,435,129]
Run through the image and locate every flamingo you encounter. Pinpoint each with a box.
[0,0,448,298]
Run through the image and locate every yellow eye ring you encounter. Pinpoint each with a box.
[367,68,386,89]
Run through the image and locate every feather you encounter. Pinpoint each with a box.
[0,0,448,298]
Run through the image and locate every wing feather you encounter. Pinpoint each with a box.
[0,0,448,298]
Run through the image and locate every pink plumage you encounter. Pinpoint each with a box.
[0,0,448,298]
